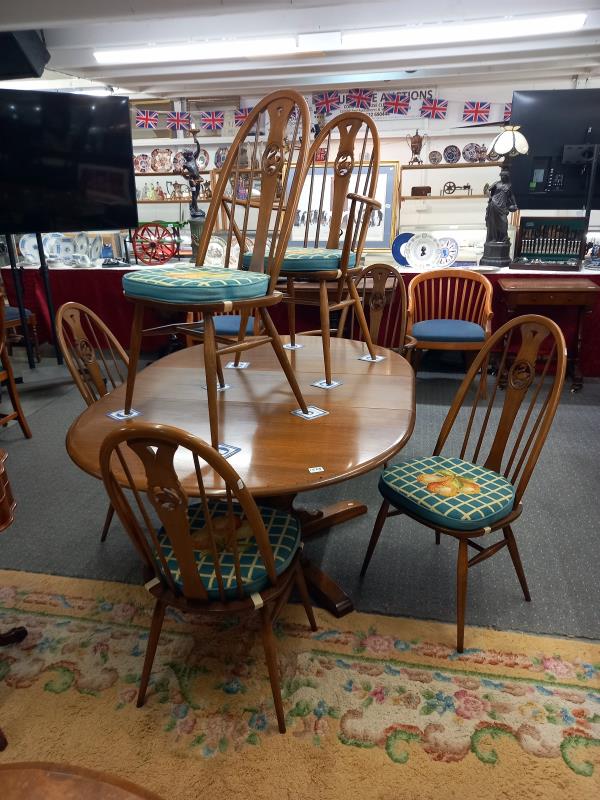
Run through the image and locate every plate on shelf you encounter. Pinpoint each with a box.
[197,148,210,169]
[391,232,414,266]
[404,233,440,269]
[18,234,39,262]
[470,264,500,273]
[89,235,103,261]
[41,232,63,257]
[437,237,459,267]
[214,147,229,169]
[443,145,461,164]
[172,151,185,172]
[204,235,228,266]
[150,148,173,172]
[73,232,90,256]
[58,237,75,258]
[462,143,480,163]
[133,153,150,173]
[428,151,442,165]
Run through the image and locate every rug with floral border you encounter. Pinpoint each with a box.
[0,569,599,800]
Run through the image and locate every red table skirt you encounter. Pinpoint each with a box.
[2,266,600,376]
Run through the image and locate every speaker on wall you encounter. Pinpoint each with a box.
[0,31,50,80]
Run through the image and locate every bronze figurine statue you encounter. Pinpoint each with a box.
[180,132,206,218]
[480,166,518,267]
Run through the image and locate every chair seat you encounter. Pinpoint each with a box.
[243,246,357,273]
[122,266,269,305]
[4,307,33,322]
[156,500,301,599]
[412,319,485,343]
[213,314,256,337]
[379,456,515,531]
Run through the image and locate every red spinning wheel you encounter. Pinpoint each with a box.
[132,223,177,265]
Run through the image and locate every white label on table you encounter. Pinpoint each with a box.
[311,379,343,390]
[218,443,241,459]
[107,408,142,421]
[308,466,325,473]
[201,382,230,392]
[283,343,304,350]
[225,361,250,369]
[358,354,386,363]
[291,405,329,420]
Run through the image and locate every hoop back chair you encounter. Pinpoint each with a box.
[337,264,417,357]
[280,112,381,384]
[0,297,31,439]
[99,422,317,733]
[360,315,566,652]
[122,90,311,447]
[407,269,493,388]
[56,302,129,541]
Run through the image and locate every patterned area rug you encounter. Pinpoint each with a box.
[0,570,599,799]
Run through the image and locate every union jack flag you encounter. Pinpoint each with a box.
[381,92,410,116]
[463,101,491,123]
[420,98,448,120]
[313,91,341,115]
[166,111,191,130]
[345,88,374,110]
[504,102,512,122]
[200,111,224,131]
[135,109,159,129]
[234,107,253,127]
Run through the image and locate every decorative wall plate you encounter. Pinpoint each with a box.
[73,232,90,256]
[204,235,227,266]
[404,233,440,269]
[133,153,150,173]
[172,151,185,172]
[18,234,38,261]
[214,147,229,169]
[89,235,103,260]
[391,232,414,266]
[58,237,75,258]
[462,143,480,163]
[437,237,459,267]
[443,145,461,164]
[197,148,210,169]
[428,150,442,164]
[150,148,173,172]
[41,232,62,257]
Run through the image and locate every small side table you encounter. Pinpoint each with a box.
[498,277,600,391]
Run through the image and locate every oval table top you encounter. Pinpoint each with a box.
[66,335,415,497]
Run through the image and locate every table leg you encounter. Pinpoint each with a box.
[124,304,144,415]
[570,306,589,392]
[263,493,367,617]
[0,626,27,751]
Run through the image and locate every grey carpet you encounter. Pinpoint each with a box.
[1,351,599,640]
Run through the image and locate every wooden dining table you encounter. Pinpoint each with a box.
[66,335,415,616]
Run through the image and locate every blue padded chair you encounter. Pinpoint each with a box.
[360,315,566,653]
[406,269,493,393]
[121,90,312,448]
[100,421,317,733]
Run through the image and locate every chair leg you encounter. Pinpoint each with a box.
[100,503,115,543]
[234,308,251,367]
[336,303,350,339]
[286,278,297,347]
[124,303,144,415]
[295,563,318,631]
[435,530,441,545]
[1,348,31,439]
[260,605,286,733]
[31,320,41,363]
[360,499,390,577]
[456,539,469,653]
[346,275,376,359]
[319,280,332,385]
[412,348,421,377]
[203,313,220,449]
[258,307,308,414]
[137,598,166,708]
[479,353,489,400]
[503,525,531,601]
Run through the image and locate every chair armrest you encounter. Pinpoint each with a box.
[347,192,382,210]
[402,335,418,354]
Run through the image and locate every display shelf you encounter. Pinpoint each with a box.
[132,136,236,147]
[134,170,211,177]
[137,199,209,204]
[402,162,503,170]
[400,194,487,201]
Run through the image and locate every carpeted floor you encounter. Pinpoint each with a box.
[0,570,599,799]
[0,351,599,640]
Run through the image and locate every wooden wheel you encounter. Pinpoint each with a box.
[132,223,176,265]
[443,181,456,195]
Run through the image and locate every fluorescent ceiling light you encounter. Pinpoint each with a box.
[341,13,587,50]
[94,36,297,65]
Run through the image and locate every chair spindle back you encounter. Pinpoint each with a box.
[345,264,408,349]
[408,269,493,326]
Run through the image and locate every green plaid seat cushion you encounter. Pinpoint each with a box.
[156,500,300,599]
[242,246,357,273]
[379,456,515,531]
[122,266,269,304]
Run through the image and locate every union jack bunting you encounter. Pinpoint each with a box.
[381,92,410,115]
[234,107,253,126]
[504,102,512,122]
[200,111,225,131]
[313,91,341,115]
[345,88,375,110]
[420,98,448,120]
[463,101,491,123]
[166,111,191,130]
[135,109,159,129]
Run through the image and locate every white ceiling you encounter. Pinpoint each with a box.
[2,1,600,98]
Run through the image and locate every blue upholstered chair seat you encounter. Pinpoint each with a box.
[243,246,357,273]
[122,266,269,304]
[4,307,33,322]
[412,319,485,343]
[379,456,515,532]
[214,314,256,336]
[156,500,301,599]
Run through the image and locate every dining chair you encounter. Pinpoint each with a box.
[121,89,311,448]
[278,112,381,386]
[336,264,417,358]
[99,421,317,733]
[359,314,566,652]
[4,306,40,363]
[56,302,129,541]
[0,298,32,440]
[406,269,493,392]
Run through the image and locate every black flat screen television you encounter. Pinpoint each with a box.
[0,88,138,234]
[510,89,600,211]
